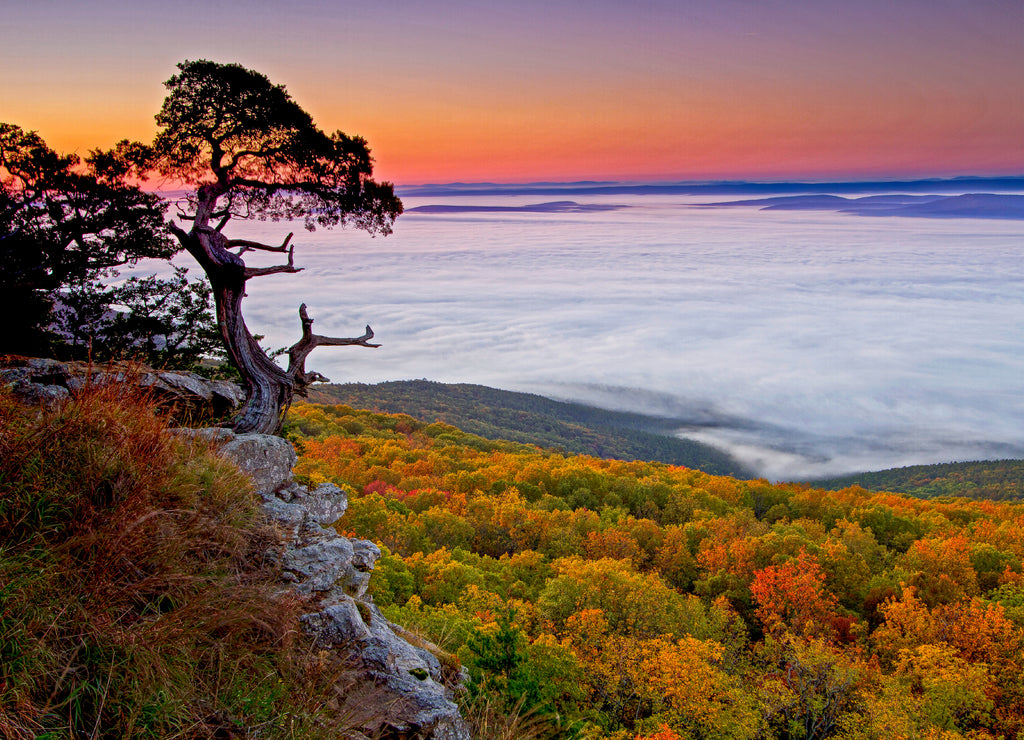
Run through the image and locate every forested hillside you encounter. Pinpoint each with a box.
[287,402,1024,739]
[811,459,1024,501]
[306,381,749,477]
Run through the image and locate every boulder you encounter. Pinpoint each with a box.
[292,481,350,526]
[302,599,469,740]
[283,537,356,595]
[260,484,377,599]
[217,432,298,497]
[8,380,71,406]
[139,371,244,416]
[0,366,33,385]
[25,357,72,383]
[259,497,309,540]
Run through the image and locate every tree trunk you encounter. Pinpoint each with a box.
[170,200,379,436]
[172,227,291,434]
[212,270,294,435]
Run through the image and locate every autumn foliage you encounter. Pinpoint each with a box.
[751,549,839,636]
[286,402,1024,739]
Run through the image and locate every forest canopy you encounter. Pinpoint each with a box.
[285,401,1024,739]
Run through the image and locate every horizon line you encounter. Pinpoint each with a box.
[394,174,1024,197]
[142,173,1024,198]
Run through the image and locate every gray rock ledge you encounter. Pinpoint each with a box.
[208,428,470,740]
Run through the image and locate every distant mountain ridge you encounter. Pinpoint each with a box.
[406,200,625,214]
[302,380,751,478]
[706,192,1024,220]
[406,193,1024,220]
[397,175,1024,198]
[301,381,1024,501]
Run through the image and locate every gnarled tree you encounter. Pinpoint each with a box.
[152,60,402,434]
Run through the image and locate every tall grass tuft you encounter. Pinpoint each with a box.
[460,692,557,740]
[0,381,357,738]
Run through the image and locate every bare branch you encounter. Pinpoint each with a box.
[287,303,380,392]
[244,264,303,279]
[305,324,379,349]
[244,250,303,280]
[168,221,189,240]
[229,232,294,255]
[296,303,380,348]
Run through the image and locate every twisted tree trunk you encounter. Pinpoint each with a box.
[169,185,378,435]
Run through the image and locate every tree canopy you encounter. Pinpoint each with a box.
[0,124,174,355]
[154,60,399,234]
[285,402,1024,739]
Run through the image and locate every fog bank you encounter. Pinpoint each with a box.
[166,191,1024,479]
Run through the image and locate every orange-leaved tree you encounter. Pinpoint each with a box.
[750,548,839,637]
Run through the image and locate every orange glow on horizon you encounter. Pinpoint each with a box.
[14,93,1024,188]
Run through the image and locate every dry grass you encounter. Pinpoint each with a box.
[0,381,364,738]
[460,691,558,740]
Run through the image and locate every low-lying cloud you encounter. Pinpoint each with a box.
[162,192,1024,480]
[704,193,1024,220]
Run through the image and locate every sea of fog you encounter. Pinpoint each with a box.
[160,190,1024,481]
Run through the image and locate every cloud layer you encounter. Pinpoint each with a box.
[169,192,1024,479]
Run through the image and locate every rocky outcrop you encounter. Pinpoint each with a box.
[0,357,243,421]
[213,431,470,740]
[218,431,298,497]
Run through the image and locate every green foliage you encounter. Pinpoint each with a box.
[466,611,529,681]
[307,379,751,476]
[464,611,585,737]
[812,459,1024,501]
[0,123,173,356]
[51,266,222,367]
[987,582,1024,626]
[367,544,416,607]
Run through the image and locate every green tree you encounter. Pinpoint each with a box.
[152,60,403,434]
[0,124,173,355]
[52,266,221,367]
[464,611,574,719]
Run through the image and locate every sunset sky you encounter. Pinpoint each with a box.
[3,0,1023,184]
